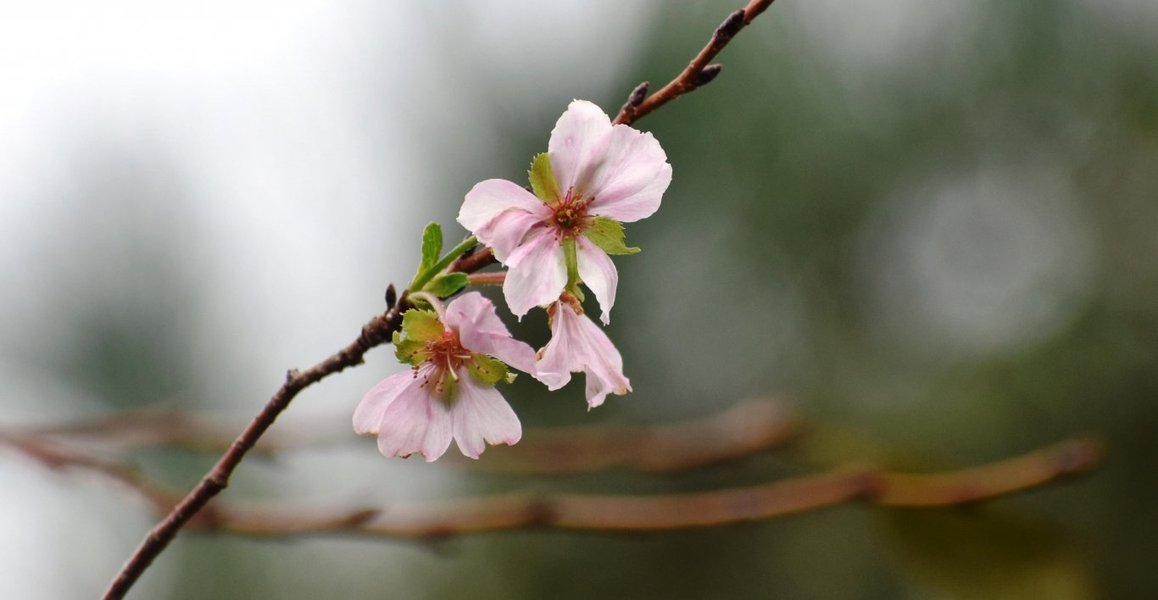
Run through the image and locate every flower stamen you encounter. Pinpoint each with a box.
[550,188,591,238]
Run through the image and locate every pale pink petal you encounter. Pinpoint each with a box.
[567,306,631,407]
[451,373,522,459]
[353,370,415,435]
[443,291,508,334]
[459,179,550,262]
[584,126,672,223]
[534,303,576,391]
[575,237,618,325]
[535,301,630,408]
[375,368,454,461]
[475,211,549,264]
[502,230,567,319]
[444,292,537,373]
[548,100,613,195]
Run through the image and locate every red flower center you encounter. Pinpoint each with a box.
[418,329,473,401]
[425,330,470,375]
[550,190,590,238]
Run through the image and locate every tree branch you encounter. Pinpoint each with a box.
[11,400,799,474]
[98,287,418,599]
[3,425,1100,542]
[468,401,799,474]
[179,438,1106,539]
[90,1,778,595]
[614,0,779,126]
[0,431,181,516]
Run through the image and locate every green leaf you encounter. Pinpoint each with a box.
[585,217,640,255]
[409,235,478,292]
[528,152,560,203]
[466,353,509,386]
[417,222,443,277]
[392,330,428,365]
[424,272,469,298]
[400,309,443,343]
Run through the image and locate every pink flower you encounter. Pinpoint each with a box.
[458,100,671,324]
[535,296,631,408]
[353,292,537,461]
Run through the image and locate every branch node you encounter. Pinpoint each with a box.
[285,369,301,384]
[385,284,397,308]
[205,472,229,491]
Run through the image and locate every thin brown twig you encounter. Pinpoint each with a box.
[100,293,412,600]
[3,426,1100,541]
[465,272,506,287]
[466,401,800,474]
[20,407,282,456]
[613,0,778,126]
[100,2,786,596]
[448,245,495,274]
[21,399,799,474]
[0,431,182,514]
[186,437,1104,539]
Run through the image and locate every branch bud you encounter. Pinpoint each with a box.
[694,63,723,86]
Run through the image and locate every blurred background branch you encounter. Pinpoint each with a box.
[0,402,1099,540]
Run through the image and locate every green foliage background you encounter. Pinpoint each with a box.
[5,2,1157,598]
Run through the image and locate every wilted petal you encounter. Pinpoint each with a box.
[548,100,613,195]
[536,300,630,408]
[535,305,576,391]
[575,237,618,325]
[445,292,537,373]
[353,370,415,435]
[568,311,631,408]
[375,368,454,462]
[585,125,672,223]
[503,229,568,318]
[451,373,522,459]
[459,179,550,261]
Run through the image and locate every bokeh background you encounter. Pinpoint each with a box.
[2,1,1157,598]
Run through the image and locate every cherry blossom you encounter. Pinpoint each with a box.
[458,100,671,324]
[353,292,536,461]
[535,295,631,408]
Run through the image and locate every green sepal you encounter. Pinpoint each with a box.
[417,222,443,278]
[560,237,585,300]
[400,309,443,343]
[562,236,580,289]
[466,353,509,387]
[424,272,469,298]
[528,152,560,203]
[392,330,429,366]
[585,217,640,255]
